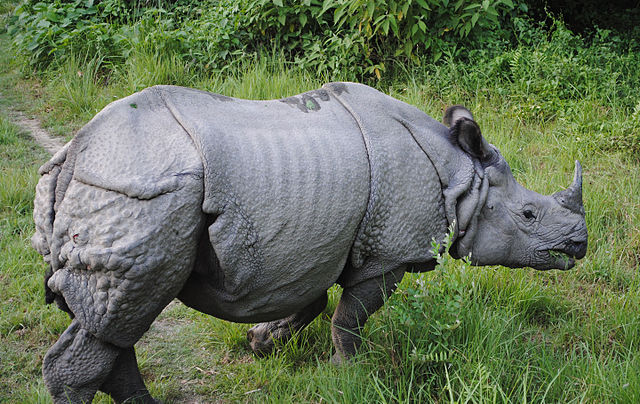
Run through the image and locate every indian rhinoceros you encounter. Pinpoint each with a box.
[32,82,587,403]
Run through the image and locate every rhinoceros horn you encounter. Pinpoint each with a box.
[553,160,584,215]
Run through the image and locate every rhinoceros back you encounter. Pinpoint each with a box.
[155,85,370,321]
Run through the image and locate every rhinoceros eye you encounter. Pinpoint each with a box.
[523,209,536,220]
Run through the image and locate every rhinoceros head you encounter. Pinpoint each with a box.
[445,106,588,270]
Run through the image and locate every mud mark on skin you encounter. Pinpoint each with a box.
[280,89,330,113]
[0,94,65,154]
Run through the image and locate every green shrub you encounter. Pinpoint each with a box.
[7,0,521,80]
[328,0,517,59]
[7,0,640,155]
[8,0,129,69]
[244,0,519,78]
[131,0,254,71]
[8,0,257,74]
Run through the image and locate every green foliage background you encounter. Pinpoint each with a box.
[6,0,640,155]
[7,0,523,72]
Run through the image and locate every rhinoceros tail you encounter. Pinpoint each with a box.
[32,139,77,313]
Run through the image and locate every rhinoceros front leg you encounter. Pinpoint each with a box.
[247,292,328,356]
[331,264,405,364]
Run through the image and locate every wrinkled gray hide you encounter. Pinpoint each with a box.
[32,82,587,403]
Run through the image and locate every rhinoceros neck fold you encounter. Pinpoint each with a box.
[323,83,449,280]
[322,83,374,264]
[398,120,447,198]
[393,113,481,249]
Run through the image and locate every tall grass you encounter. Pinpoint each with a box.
[0,115,66,402]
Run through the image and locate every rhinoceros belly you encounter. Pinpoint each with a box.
[157,85,370,322]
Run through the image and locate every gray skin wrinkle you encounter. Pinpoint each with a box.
[32,82,587,404]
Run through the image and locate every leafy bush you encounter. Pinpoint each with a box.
[329,0,517,59]
[8,0,129,69]
[244,0,519,78]
[7,0,254,72]
[8,0,523,80]
[131,1,254,71]
[382,227,469,366]
[6,0,640,155]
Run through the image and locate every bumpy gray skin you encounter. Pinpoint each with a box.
[32,82,587,403]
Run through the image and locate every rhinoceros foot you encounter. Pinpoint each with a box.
[247,293,329,357]
[246,322,284,356]
[330,351,349,366]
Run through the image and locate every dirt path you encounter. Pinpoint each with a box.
[3,103,65,155]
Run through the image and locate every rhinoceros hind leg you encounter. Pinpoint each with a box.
[330,265,405,364]
[99,346,159,404]
[43,320,119,404]
[247,292,328,356]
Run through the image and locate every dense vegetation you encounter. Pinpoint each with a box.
[1,0,639,402]
[6,0,640,155]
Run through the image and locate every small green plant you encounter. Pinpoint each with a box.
[377,223,470,375]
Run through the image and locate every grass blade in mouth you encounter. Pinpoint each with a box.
[549,250,572,270]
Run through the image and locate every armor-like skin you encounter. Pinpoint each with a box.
[32,83,587,403]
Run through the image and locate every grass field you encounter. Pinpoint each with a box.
[1,12,639,402]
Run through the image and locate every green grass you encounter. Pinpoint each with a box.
[1,11,640,403]
[0,115,66,402]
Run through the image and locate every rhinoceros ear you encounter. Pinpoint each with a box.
[444,105,493,161]
[443,105,474,127]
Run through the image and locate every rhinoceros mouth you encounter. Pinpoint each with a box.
[539,237,587,270]
[543,249,576,270]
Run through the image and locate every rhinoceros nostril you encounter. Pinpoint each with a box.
[565,239,587,259]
